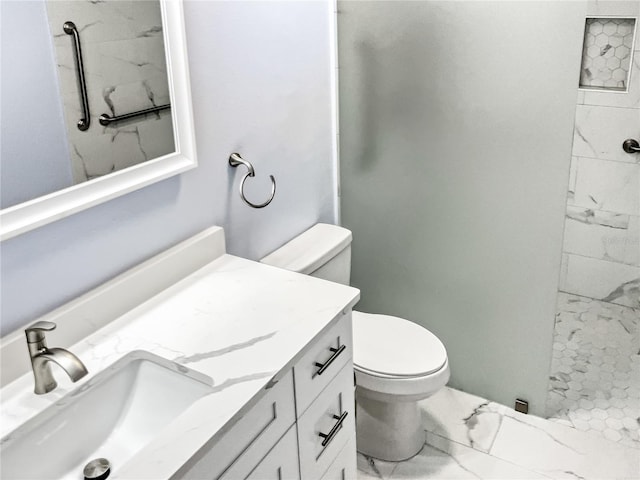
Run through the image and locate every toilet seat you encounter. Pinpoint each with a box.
[355,358,450,399]
[352,311,447,377]
[352,311,450,398]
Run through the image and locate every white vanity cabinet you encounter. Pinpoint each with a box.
[177,312,356,480]
[0,229,362,480]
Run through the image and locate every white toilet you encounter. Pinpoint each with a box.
[261,223,450,461]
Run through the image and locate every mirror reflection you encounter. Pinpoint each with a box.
[1,0,175,210]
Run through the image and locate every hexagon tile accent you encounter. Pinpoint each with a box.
[580,17,636,91]
[546,293,640,449]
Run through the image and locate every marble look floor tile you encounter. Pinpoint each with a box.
[357,452,398,479]
[419,387,503,453]
[416,434,552,480]
[357,437,550,480]
[489,409,640,480]
[358,386,640,480]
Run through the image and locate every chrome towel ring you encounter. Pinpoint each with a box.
[228,153,276,209]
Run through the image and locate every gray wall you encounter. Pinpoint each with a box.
[0,0,337,335]
[338,1,587,415]
[1,1,72,208]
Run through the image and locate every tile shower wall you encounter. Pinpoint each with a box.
[559,17,640,308]
[580,18,636,90]
[548,2,640,448]
[45,0,175,182]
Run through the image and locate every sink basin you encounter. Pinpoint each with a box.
[1,350,212,480]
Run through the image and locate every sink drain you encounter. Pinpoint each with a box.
[83,458,110,480]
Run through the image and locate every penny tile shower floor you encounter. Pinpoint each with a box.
[546,292,639,448]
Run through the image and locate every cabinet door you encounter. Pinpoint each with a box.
[297,362,355,480]
[176,370,295,480]
[320,435,357,480]
[294,312,353,417]
[246,425,300,480]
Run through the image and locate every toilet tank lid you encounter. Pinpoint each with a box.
[261,223,352,275]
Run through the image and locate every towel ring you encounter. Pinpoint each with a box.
[228,153,276,209]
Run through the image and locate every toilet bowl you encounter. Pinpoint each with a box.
[260,223,450,461]
[352,311,449,460]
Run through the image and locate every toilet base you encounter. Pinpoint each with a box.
[355,387,424,462]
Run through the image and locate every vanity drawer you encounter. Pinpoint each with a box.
[297,362,355,480]
[294,311,352,416]
[320,435,357,480]
[245,425,300,480]
[177,370,295,480]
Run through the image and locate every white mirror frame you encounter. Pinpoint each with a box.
[0,0,196,241]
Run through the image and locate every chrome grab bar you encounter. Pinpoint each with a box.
[99,104,171,126]
[63,21,90,131]
[228,153,276,209]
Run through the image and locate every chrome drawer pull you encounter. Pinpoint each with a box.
[319,411,348,447]
[314,345,346,376]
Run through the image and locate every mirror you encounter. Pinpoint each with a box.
[0,0,196,240]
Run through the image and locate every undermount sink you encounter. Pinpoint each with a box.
[1,350,213,480]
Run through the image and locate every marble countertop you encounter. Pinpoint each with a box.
[0,254,359,479]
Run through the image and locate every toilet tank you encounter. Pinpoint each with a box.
[260,224,352,285]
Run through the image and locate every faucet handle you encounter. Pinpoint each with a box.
[25,321,56,343]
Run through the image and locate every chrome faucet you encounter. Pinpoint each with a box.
[25,321,88,394]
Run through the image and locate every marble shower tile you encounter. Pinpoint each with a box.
[72,128,147,179]
[585,1,640,18]
[567,157,578,204]
[98,37,169,86]
[629,216,640,265]
[57,42,105,104]
[104,81,158,116]
[138,113,176,160]
[572,105,640,163]
[571,157,639,215]
[489,409,640,479]
[560,253,640,308]
[111,128,153,171]
[559,254,570,291]
[46,0,175,184]
[563,207,640,266]
[579,18,636,91]
[66,123,119,182]
[143,75,172,106]
[46,0,164,45]
[547,292,640,448]
[581,49,640,108]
